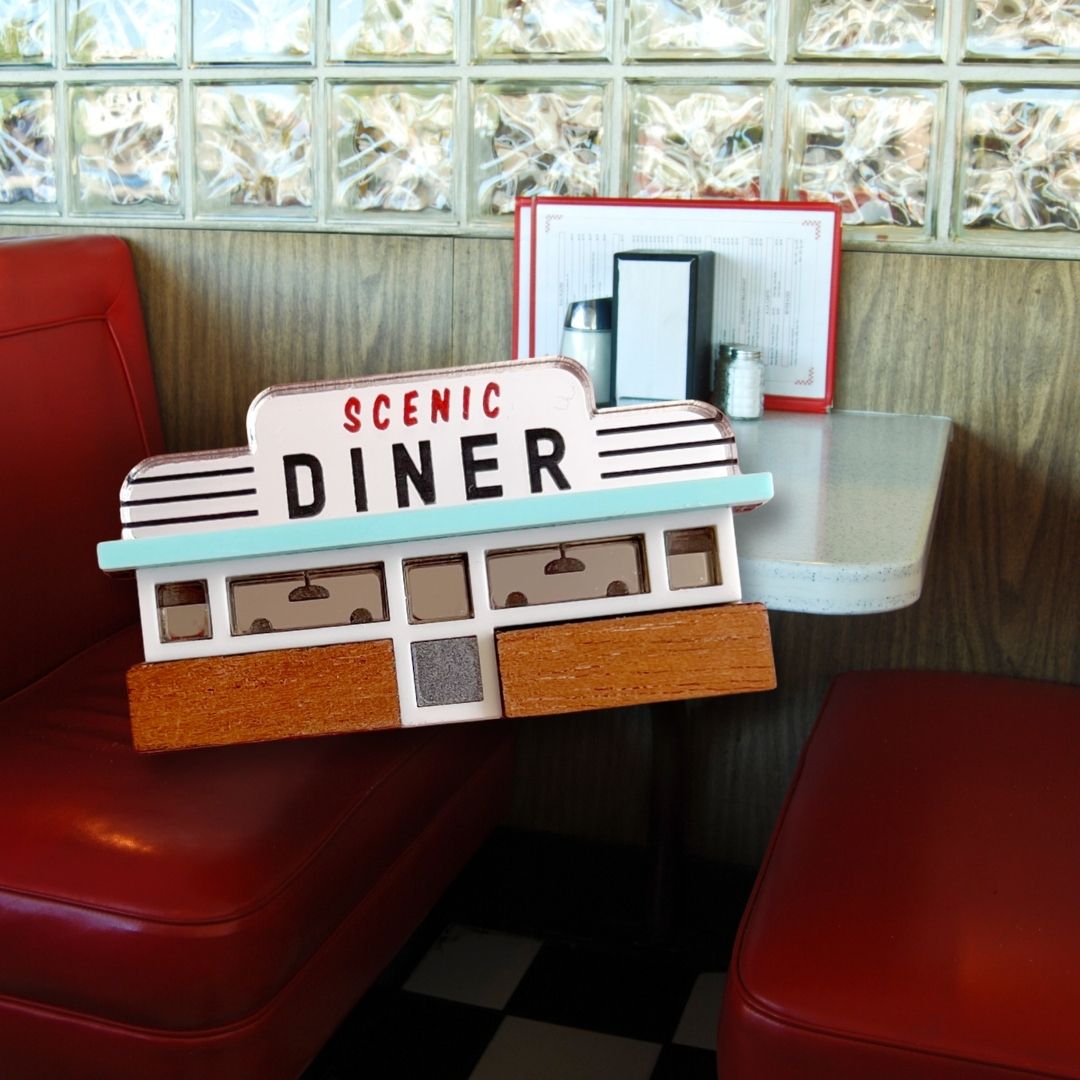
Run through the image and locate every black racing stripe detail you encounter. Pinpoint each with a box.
[598,437,735,458]
[122,488,257,507]
[122,509,260,528]
[600,459,739,479]
[597,417,719,436]
[128,466,255,484]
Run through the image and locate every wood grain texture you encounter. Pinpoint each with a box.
[127,639,400,751]
[5,224,1076,864]
[498,604,776,717]
[452,238,515,367]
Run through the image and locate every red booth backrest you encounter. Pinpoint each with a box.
[0,235,164,699]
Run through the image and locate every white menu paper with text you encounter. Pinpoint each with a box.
[513,197,841,412]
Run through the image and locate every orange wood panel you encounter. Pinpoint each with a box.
[497,604,775,718]
[127,639,400,751]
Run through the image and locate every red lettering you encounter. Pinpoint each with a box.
[373,394,391,431]
[431,387,450,423]
[483,382,500,419]
[403,389,419,427]
[462,386,471,421]
[343,396,361,433]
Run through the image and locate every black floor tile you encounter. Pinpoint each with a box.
[650,1043,717,1080]
[304,988,501,1080]
[506,939,699,1044]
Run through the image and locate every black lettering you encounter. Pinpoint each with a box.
[350,446,368,513]
[393,441,436,507]
[283,453,325,519]
[525,428,570,493]
[461,433,503,501]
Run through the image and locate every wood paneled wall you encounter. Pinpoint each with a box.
[6,223,1078,865]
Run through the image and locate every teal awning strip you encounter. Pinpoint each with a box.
[98,472,773,571]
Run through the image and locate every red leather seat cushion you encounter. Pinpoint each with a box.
[720,671,1080,1080]
[0,623,512,1035]
[0,234,163,698]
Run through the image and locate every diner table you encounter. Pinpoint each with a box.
[732,409,953,613]
[649,408,953,931]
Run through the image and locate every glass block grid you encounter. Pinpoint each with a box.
[0,0,1077,257]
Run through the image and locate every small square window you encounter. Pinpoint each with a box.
[404,554,473,623]
[157,580,212,642]
[665,528,720,590]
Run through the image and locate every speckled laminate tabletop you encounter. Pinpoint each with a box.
[732,410,953,614]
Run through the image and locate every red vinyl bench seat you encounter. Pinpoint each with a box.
[0,234,512,1079]
[719,670,1080,1080]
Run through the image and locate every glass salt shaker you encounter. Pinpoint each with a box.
[715,344,764,419]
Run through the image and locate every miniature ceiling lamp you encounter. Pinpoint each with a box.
[288,571,330,602]
[544,545,586,575]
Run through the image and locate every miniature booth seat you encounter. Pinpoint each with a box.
[718,670,1080,1080]
[98,357,777,752]
[0,235,512,1079]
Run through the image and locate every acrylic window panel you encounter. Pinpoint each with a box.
[194,82,315,216]
[486,537,647,609]
[404,555,474,623]
[329,0,454,61]
[69,82,180,213]
[475,0,608,58]
[793,0,943,59]
[625,81,767,200]
[785,83,940,240]
[471,81,607,218]
[229,565,388,635]
[67,0,178,65]
[665,528,720,589]
[192,0,312,63]
[966,0,1080,59]
[157,581,212,643]
[957,86,1080,237]
[0,85,56,207]
[330,82,455,216]
[1,0,51,64]
[625,0,772,60]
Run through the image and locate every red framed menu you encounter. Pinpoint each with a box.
[512,196,842,413]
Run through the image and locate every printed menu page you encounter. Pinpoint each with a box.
[513,198,840,412]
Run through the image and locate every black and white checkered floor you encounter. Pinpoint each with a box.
[304,830,753,1080]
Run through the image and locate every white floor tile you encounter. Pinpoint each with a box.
[469,1017,661,1080]
[672,971,726,1051]
[404,924,543,1010]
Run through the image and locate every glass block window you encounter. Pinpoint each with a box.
[786,84,941,240]
[471,81,607,217]
[1,0,52,65]
[194,81,314,216]
[475,0,609,59]
[957,85,1080,239]
[0,85,55,205]
[626,0,771,59]
[192,0,313,63]
[0,0,1076,257]
[67,0,178,65]
[69,82,179,212]
[625,81,768,200]
[329,0,455,61]
[330,81,455,216]
[793,0,943,59]
[966,0,1080,60]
